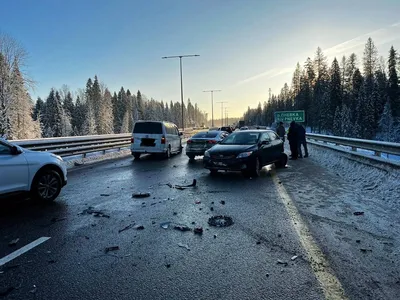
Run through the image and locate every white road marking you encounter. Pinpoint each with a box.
[271,171,348,300]
[0,237,51,267]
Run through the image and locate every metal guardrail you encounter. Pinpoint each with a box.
[13,134,132,158]
[306,133,400,158]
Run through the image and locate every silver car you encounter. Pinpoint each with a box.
[186,131,228,161]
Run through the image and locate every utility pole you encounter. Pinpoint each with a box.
[216,101,227,127]
[225,107,229,126]
[162,54,200,131]
[203,90,221,127]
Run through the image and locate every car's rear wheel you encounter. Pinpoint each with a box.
[275,153,288,168]
[188,155,195,162]
[31,170,62,202]
[133,153,141,160]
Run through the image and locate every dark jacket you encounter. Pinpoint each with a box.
[298,125,306,141]
[277,125,285,138]
[287,123,298,143]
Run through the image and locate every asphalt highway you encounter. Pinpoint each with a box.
[1,146,399,300]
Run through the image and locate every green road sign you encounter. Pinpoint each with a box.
[274,110,305,123]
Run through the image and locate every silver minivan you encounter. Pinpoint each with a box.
[131,121,183,159]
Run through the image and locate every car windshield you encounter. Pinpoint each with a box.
[133,122,163,134]
[220,132,260,145]
[192,132,218,139]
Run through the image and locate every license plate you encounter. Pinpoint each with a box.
[214,162,227,167]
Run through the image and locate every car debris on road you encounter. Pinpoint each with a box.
[167,179,197,190]
[178,243,190,251]
[79,207,110,218]
[105,246,120,253]
[132,192,151,198]
[174,225,191,232]
[353,211,364,216]
[8,238,20,246]
[119,223,135,233]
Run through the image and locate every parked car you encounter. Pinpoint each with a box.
[0,138,67,202]
[186,131,228,161]
[131,121,183,159]
[240,126,249,130]
[203,130,287,177]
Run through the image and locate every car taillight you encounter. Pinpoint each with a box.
[187,140,192,144]
[131,137,134,143]
[208,140,217,144]
[161,136,166,144]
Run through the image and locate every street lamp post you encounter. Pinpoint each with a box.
[216,101,227,127]
[162,55,200,131]
[203,90,221,127]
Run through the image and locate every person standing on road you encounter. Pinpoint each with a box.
[287,121,299,160]
[297,124,309,158]
[277,122,286,142]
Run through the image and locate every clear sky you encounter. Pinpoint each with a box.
[2,0,400,118]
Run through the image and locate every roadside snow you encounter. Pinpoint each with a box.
[307,144,400,209]
[64,148,130,169]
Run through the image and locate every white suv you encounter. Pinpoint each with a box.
[0,138,67,202]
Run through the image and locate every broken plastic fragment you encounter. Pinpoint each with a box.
[160,222,170,229]
[8,238,19,246]
[134,225,145,230]
[105,246,120,253]
[353,212,364,216]
[132,192,151,198]
[291,255,298,261]
[194,227,203,235]
[174,225,191,232]
[277,260,288,266]
[178,243,190,251]
[119,223,134,233]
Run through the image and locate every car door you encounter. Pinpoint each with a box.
[258,132,272,164]
[0,142,29,194]
[174,126,181,152]
[268,131,283,160]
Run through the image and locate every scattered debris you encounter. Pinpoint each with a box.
[291,255,298,261]
[74,161,84,166]
[0,287,14,297]
[173,212,178,215]
[277,260,288,266]
[178,243,190,251]
[173,165,177,168]
[119,223,135,233]
[266,273,270,277]
[134,225,145,230]
[199,208,202,211]
[277,234,282,238]
[151,203,157,206]
[360,248,372,253]
[8,238,20,246]
[278,181,282,184]
[194,227,203,235]
[256,241,261,245]
[168,179,197,190]
[160,222,171,229]
[211,202,214,204]
[356,240,361,243]
[30,285,37,294]
[48,259,57,264]
[105,246,120,253]
[220,200,225,205]
[208,215,234,227]
[100,194,110,197]
[85,236,90,240]
[50,217,66,223]
[80,207,110,218]
[214,234,217,239]
[152,221,156,225]
[174,225,191,232]
[191,221,196,225]
[165,264,171,268]
[353,212,364,216]
[210,207,214,211]
[132,192,151,198]
[195,201,201,204]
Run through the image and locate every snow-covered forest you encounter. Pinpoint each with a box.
[0,35,208,140]
[243,38,400,142]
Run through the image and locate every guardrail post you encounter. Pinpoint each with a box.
[103,150,106,155]
[351,147,356,151]
[374,151,381,157]
[83,153,87,158]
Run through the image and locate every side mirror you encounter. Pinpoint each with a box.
[11,146,21,155]
[260,140,270,146]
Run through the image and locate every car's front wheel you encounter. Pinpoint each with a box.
[31,170,62,202]
[250,157,261,177]
[275,153,288,168]
[133,153,141,160]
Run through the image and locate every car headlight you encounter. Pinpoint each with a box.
[204,151,210,157]
[236,151,253,158]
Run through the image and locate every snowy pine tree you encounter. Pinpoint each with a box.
[82,100,97,135]
[377,100,395,142]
